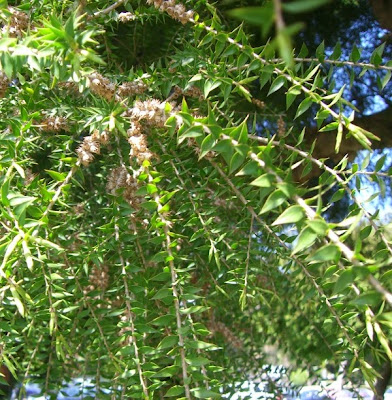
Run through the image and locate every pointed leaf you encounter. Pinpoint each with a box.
[272,205,305,225]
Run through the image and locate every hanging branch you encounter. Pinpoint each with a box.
[114,217,149,397]
[149,182,192,399]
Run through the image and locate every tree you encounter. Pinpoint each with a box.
[0,0,391,399]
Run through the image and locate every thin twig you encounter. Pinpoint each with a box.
[241,215,254,309]
[91,0,125,18]
[290,57,392,72]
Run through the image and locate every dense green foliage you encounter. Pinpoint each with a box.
[0,0,391,398]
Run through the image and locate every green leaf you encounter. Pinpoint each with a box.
[267,76,286,96]
[10,286,25,317]
[359,225,372,241]
[186,340,215,350]
[295,97,312,119]
[185,356,210,366]
[250,174,274,188]
[365,308,374,341]
[2,355,17,380]
[375,154,386,172]
[230,121,248,143]
[328,85,346,107]
[236,84,252,102]
[157,335,178,349]
[179,126,204,143]
[0,322,17,334]
[293,227,317,254]
[319,122,339,132]
[204,79,221,98]
[45,170,67,182]
[180,305,209,314]
[199,134,215,159]
[309,244,341,262]
[1,178,10,206]
[31,237,63,252]
[370,43,385,67]
[1,234,22,270]
[152,365,179,378]
[330,188,345,203]
[236,161,260,176]
[286,86,301,109]
[229,152,245,174]
[191,388,221,399]
[316,41,325,62]
[12,162,25,178]
[150,314,176,326]
[381,70,391,90]
[272,205,305,225]
[213,139,233,155]
[152,288,172,300]
[350,44,361,63]
[306,219,328,236]
[374,322,392,360]
[227,4,274,37]
[9,194,37,207]
[141,201,158,211]
[351,292,382,307]
[260,190,287,214]
[259,67,274,89]
[22,240,34,271]
[333,269,354,293]
[165,386,185,397]
[330,42,342,60]
[282,0,330,14]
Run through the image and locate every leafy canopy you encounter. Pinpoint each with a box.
[0,0,391,398]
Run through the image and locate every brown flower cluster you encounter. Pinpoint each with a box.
[88,72,116,101]
[124,99,179,165]
[213,196,235,210]
[39,116,70,133]
[106,166,142,209]
[185,86,204,100]
[118,12,136,23]
[146,0,194,24]
[117,80,148,97]
[277,115,286,137]
[88,73,148,101]
[252,98,266,109]
[72,203,84,216]
[0,71,9,98]
[168,85,183,101]
[76,130,110,166]
[83,265,123,310]
[129,99,168,127]
[2,7,29,38]
[86,264,109,292]
[169,85,204,101]
[58,81,79,95]
[127,121,155,165]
